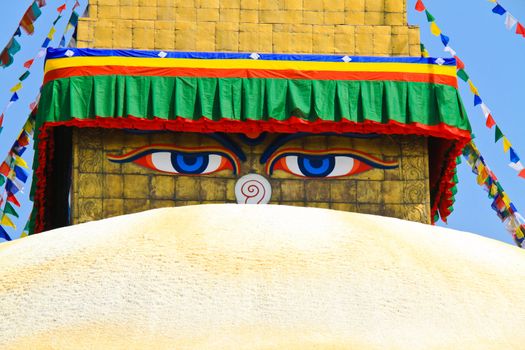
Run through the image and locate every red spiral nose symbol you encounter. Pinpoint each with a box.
[235,174,272,204]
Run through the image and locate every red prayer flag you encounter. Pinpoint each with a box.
[415,0,425,12]
[17,132,29,147]
[485,114,496,128]
[74,0,80,9]
[519,169,525,179]
[7,193,20,207]
[516,22,525,37]
[454,56,465,70]
[23,58,34,68]
[0,113,3,128]
[0,162,10,177]
[57,4,66,13]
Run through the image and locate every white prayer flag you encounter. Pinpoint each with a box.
[443,46,456,56]
[480,103,491,118]
[509,161,524,172]
[505,13,518,30]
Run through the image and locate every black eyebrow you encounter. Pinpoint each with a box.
[259,132,380,164]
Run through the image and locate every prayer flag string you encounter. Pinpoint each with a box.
[0,1,83,241]
[0,3,69,133]
[486,0,525,38]
[0,110,36,241]
[0,0,47,69]
[416,0,525,180]
[462,141,525,247]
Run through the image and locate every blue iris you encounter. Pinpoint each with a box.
[171,153,209,174]
[297,155,335,177]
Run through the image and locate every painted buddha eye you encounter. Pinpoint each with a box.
[107,145,240,175]
[266,148,398,178]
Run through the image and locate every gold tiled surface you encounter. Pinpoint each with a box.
[71,129,430,224]
[77,0,420,56]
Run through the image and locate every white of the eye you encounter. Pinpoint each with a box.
[284,155,355,177]
[328,156,355,177]
[151,152,178,173]
[284,155,302,176]
[203,154,223,174]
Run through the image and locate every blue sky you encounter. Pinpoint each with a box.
[0,0,524,245]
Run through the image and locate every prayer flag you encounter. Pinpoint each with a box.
[0,226,11,241]
[0,162,10,176]
[510,148,520,163]
[7,193,20,207]
[485,114,496,128]
[503,137,512,152]
[14,166,28,183]
[505,13,518,30]
[19,70,30,81]
[480,103,491,117]
[495,126,504,142]
[516,22,525,36]
[492,4,506,15]
[457,69,469,82]
[440,33,450,46]
[1,214,15,229]
[469,80,479,95]
[10,82,22,93]
[474,94,482,106]
[57,4,66,13]
[430,22,441,36]
[14,156,28,169]
[415,0,425,12]
[519,169,525,179]
[425,10,435,22]
[4,203,19,218]
[6,179,19,195]
[23,59,33,70]
[10,93,19,102]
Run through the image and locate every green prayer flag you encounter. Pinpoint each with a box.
[4,202,19,218]
[0,176,5,186]
[457,69,469,82]
[425,10,435,22]
[19,70,30,81]
[495,126,504,142]
[53,15,62,26]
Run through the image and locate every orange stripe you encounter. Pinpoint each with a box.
[43,66,458,87]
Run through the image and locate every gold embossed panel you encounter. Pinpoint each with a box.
[76,0,421,56]
[71,129,430,224]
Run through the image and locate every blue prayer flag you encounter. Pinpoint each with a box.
[6,179,19,195]
[10,92,19,102]
[474,94,482,106]
[0,226,11,241]
[492,4,506,15]
[14,166,28,183]
[510,147,520,163]
[440,34,450,46]
[14,27,21,37]
[42,37,51,48]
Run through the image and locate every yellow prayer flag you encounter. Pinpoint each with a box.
[47,27,56,39]
[490,184,498,197]
[422,49,429,58]
[503,137,512,153]
[9,82,22,93]
[516,226,525,240]
[502,193,511,207]
[14,156,28,169]
[488,0,497,2]
[430,22,441,36]
[468,80,479,95]
[1,215,15,229]
[20,231,28,238]
[23,120,34,134]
